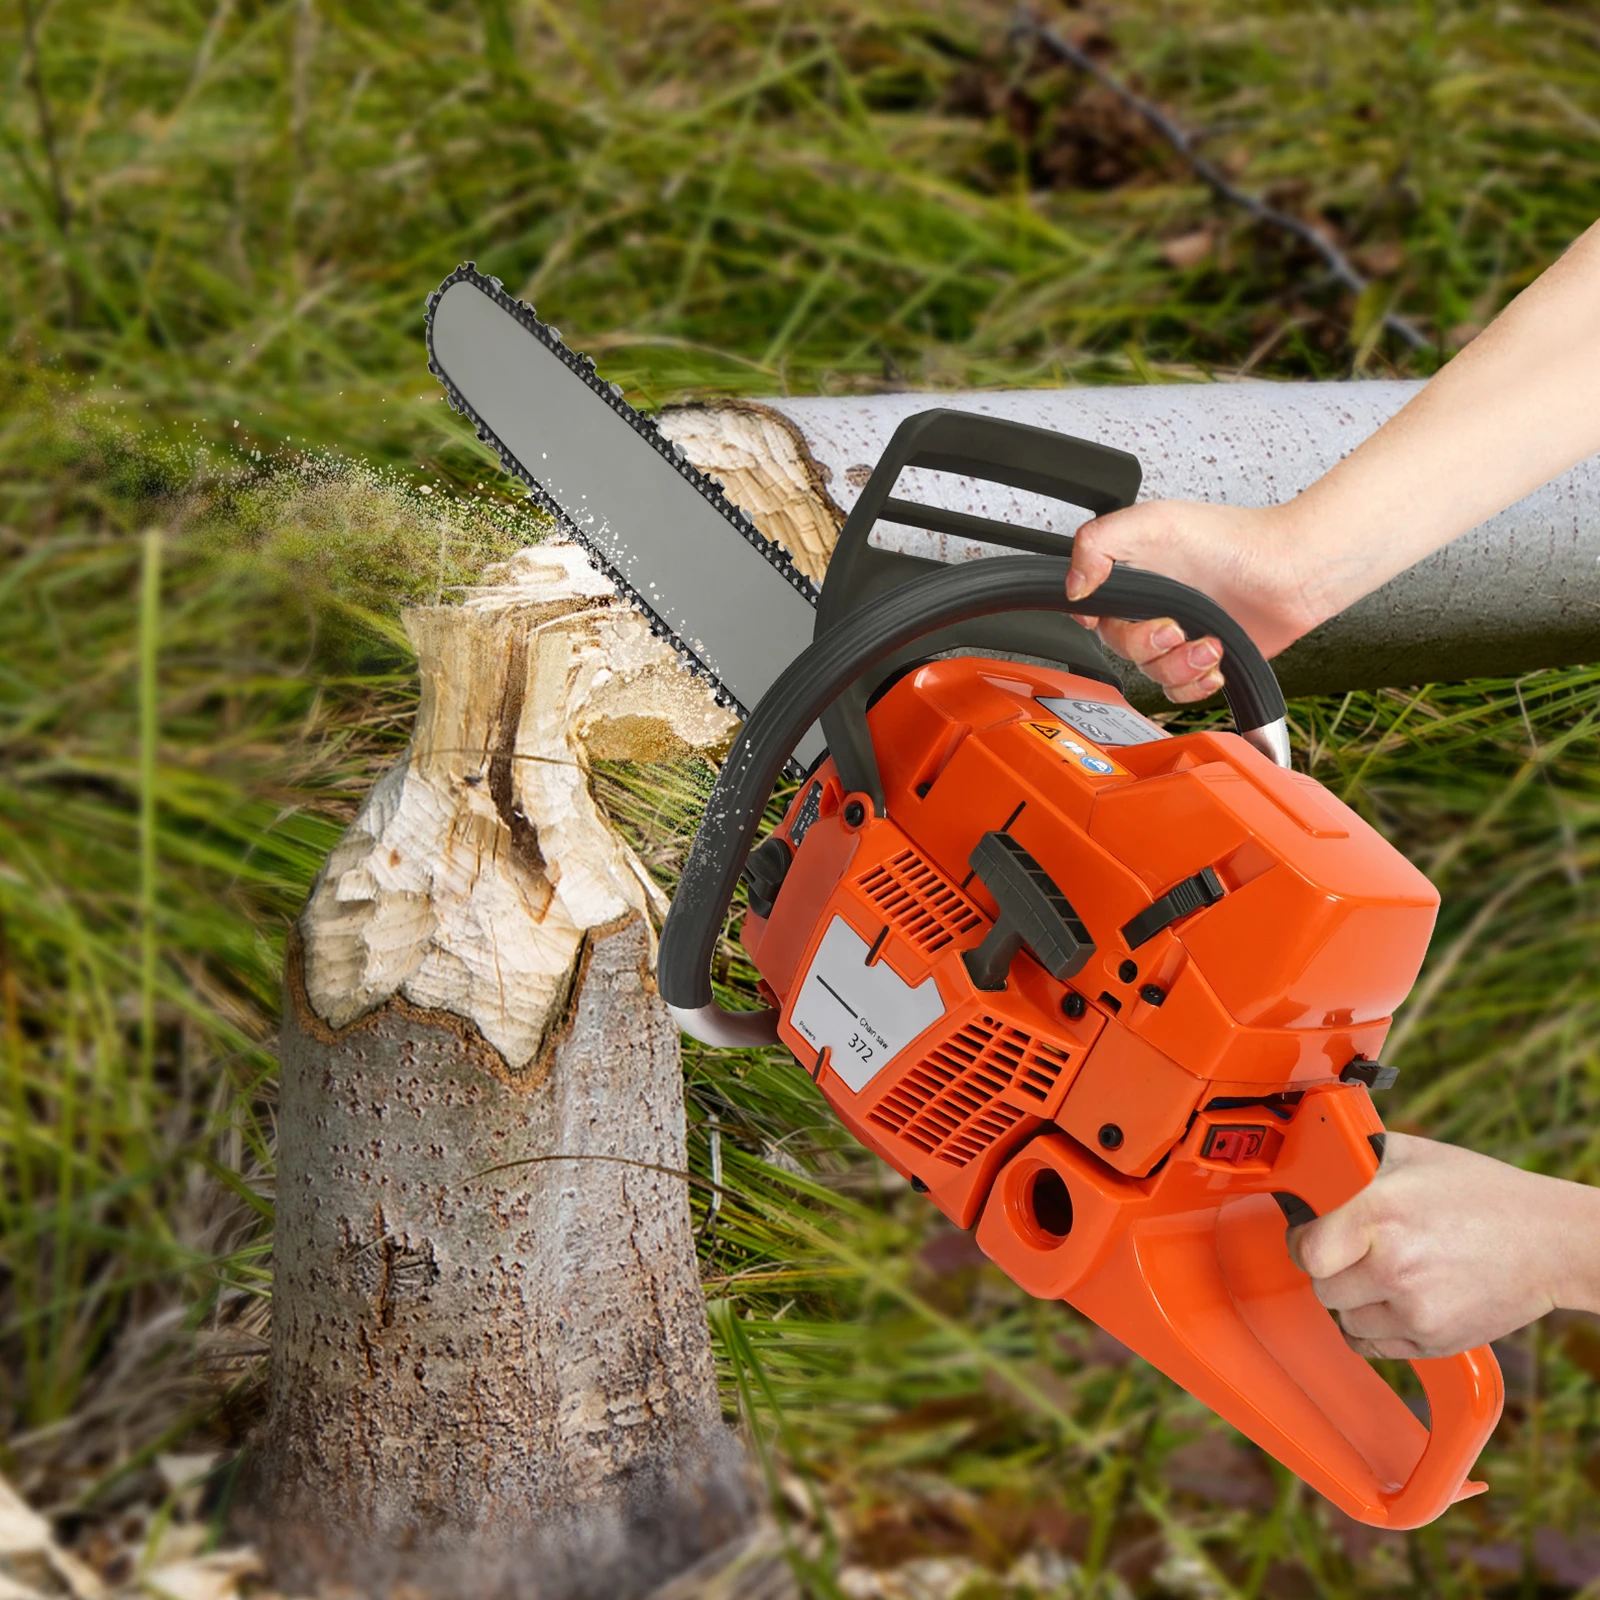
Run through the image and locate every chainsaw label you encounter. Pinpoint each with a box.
[1036,696,1170,747]
[788,780,824,848]
[789,917,945,1094]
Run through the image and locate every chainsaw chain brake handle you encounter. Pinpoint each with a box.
[812,409,1287,811]
[660,415,1287,1046]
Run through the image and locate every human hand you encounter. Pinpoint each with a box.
[1064,499,1328,703]
[1287,1132,1600,1359]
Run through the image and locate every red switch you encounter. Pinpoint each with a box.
[1203,1125,1266,1164]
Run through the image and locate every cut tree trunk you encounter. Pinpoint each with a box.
[659,381,1600,695]
[248,543,752,1600]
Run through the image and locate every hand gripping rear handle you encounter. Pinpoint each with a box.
[977,1085,1503,1527]
[658,553,1288,1047]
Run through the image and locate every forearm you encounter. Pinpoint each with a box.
[1284,218,1600,623]
[1548,1171,1600,1317]
[1292,1134,1600,1359]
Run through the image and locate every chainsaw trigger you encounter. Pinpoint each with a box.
[1121,865,1226,950]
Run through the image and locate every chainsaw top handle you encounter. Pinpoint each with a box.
[658,553,1288,1047]
[814,408,1145,808]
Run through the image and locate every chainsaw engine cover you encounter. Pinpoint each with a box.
[740,657,1439,1232]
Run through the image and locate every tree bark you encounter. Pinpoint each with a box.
[249,543,752,1600]
[659,381,1600,696]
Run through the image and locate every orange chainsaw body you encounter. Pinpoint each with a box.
[740,655,1503,1528]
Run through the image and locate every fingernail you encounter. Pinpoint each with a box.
[1199,670,1225,695]
[1065,573,1088,601]
[1188,640,1221,668]
[1152,622,1184,652]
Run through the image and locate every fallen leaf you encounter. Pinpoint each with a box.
[154,1457,220,1504]
[917,1228,987,1277]
[1163,1433,1276,1510]
[1161,230,1214,270]
[1007,1548,1080,1591]
[1353,240,1405,276]
[0,1474,103,1600]
[0,1484,52,1559]
[1465,1542,1522,1578]
[1531,1527,1600,1588]
[140,1548,262,1600]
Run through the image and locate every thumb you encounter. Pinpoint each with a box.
[1287,1198,1375,1282]
[1066,517,1116,603]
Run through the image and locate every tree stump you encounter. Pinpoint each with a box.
[250,543,752,1600]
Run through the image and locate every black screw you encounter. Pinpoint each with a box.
[1061,991,1087,1021]
[1140,984,1166,1007]
[915,781,932,799]
[910,1175,929,1193]
[843,800,866,827]
[1098,1124,1124,1150]
[1118,959,1138,984]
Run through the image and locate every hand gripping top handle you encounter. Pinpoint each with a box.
[812,408,1148,810]
[658,553,1503,1530]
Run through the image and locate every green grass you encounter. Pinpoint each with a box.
[4,1,1600,1594]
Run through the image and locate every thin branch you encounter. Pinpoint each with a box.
[19,0,82,328]
[19,0,71,237]
[1011,9,1430,352]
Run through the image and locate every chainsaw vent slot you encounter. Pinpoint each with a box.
[868,1016,1044,1166]
[857,849,983,954]
[1018,1041,1072,1101]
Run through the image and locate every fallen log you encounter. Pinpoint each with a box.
[248,543,752,1600]
[660,381,1600,697]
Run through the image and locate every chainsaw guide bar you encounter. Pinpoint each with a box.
[424,263,825,767]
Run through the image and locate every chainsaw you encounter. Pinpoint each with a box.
[425,265,1504,1529]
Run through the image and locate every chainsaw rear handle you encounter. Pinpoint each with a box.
[658,553,1288,1046]
[981,1087,1503,1527]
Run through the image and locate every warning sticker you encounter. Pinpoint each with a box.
[1024,718,1125,775]
[789,917,946,1094]
[1036,696,1170,748]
